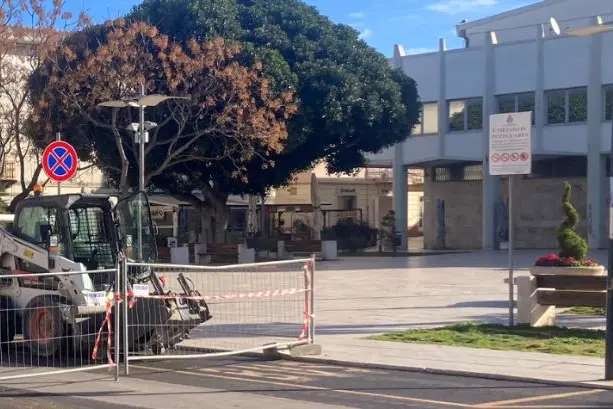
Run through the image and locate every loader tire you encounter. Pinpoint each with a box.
[0,297,15,344]
[23,297,64,358]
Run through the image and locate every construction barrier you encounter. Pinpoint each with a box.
[0,267,121,382]
[121,258,314,373]
[0,257,316,381]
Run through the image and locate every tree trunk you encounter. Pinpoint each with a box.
[200,184,229,244]
[212,204,230,244]
[9,164,43,212]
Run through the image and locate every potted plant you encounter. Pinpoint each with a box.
[530,181,604,276]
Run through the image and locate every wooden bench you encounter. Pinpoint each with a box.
[157,247,171,263]
[285,240,321,256]
[515,274,606,326]
[198,243,239,264]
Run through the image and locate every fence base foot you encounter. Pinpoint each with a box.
[288,343,322,357]
[263,343,322,358]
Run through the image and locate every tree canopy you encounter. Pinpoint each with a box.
[128,0,420,194]
[28,20,296,196]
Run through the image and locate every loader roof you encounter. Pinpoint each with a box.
[16,193,118,211]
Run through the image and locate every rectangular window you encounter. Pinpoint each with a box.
[432,164,483,182]
[604,85,613,121]
[568,88,587,122]
[496,94,515,114]
[546,90,566,124]
[466,99,483,130]
[448,100,465,131]
[517,93,536,125]
[495,92,535,125]
[448,98,483,132]
[545,87,587,125]
[412,102,439,135]
[422,103,438,134]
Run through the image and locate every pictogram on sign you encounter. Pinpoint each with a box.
[42,140,79,183]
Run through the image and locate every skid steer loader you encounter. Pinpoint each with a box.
[0,190,212,359]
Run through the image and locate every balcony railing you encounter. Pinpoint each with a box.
[1,162,16,180]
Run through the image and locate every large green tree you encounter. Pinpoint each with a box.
[128,0,420,197]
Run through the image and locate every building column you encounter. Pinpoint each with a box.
[587,18,604,249]
[534,24,545,152]
[438,38,447,157]
[482,31,499,250]
[393,145,408,249]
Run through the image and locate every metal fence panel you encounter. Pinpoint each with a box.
[0,268,120,382]
[123,258,314,365]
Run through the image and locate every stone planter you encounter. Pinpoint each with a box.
[529,265,605,276]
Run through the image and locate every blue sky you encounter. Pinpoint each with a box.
[62,0,531,56]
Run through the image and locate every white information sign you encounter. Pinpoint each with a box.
[489,111,532,176]
[132,284,150,297]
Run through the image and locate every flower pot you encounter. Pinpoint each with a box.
[530,265,605,276]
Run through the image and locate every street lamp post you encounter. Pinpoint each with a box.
[550,15,613,380]
[98,85,188,260]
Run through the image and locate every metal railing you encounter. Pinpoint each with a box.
[0,267,120,382]
[120,258,314,373]
[0,257,316,382]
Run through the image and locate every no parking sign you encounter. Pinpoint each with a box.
[42,140,79,183]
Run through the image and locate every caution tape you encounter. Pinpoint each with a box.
[133,287,308,301]
[91,294,121,365]
[91,259,314,364]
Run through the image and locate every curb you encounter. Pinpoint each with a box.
[276,353,613,391]
[141,344,613,391]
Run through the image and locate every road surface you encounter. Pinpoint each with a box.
[4,356,610,409]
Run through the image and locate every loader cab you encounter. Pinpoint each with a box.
[12,191,158,270]
[13,194,119,270]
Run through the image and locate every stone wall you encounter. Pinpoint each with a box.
[423,175,588,250]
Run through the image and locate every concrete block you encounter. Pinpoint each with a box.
[264,343,322,357]
[238,244,255,264]
[516,275,555,327]
[287,343,322,356]
[321,240,337,260]
[277,241,287,259]
[194,243,207,265]
[170,247,190,265]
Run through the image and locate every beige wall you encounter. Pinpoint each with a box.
[2,147,106,201]
[272,162,424,230]
[273,178,392,226]
[423,176,588,250]
[369,192,423,231]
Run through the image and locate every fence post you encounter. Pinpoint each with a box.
[122,258,130,376]
[114,263,121,381]
[308,255,315,344]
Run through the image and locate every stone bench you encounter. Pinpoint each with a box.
[278,240,337,260]
[508,274,606,326]
[195,243,255,264]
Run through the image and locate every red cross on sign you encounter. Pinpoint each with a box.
[42,141,79,183]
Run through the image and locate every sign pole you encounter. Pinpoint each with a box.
[489,111,531,328]
[508,174,514,326]
[55,132,61,195]
[605,107,613,380]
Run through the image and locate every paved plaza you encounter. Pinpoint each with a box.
[299,250,611,386]
[314,250,607,339]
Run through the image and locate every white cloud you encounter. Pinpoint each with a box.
[405,47,438,54]
[349,11,365,19]
[359,28,374,39]
[427,0,498,14]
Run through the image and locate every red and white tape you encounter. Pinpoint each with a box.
[133,287,308,301]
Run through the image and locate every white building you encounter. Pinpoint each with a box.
[368,0,613,250]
